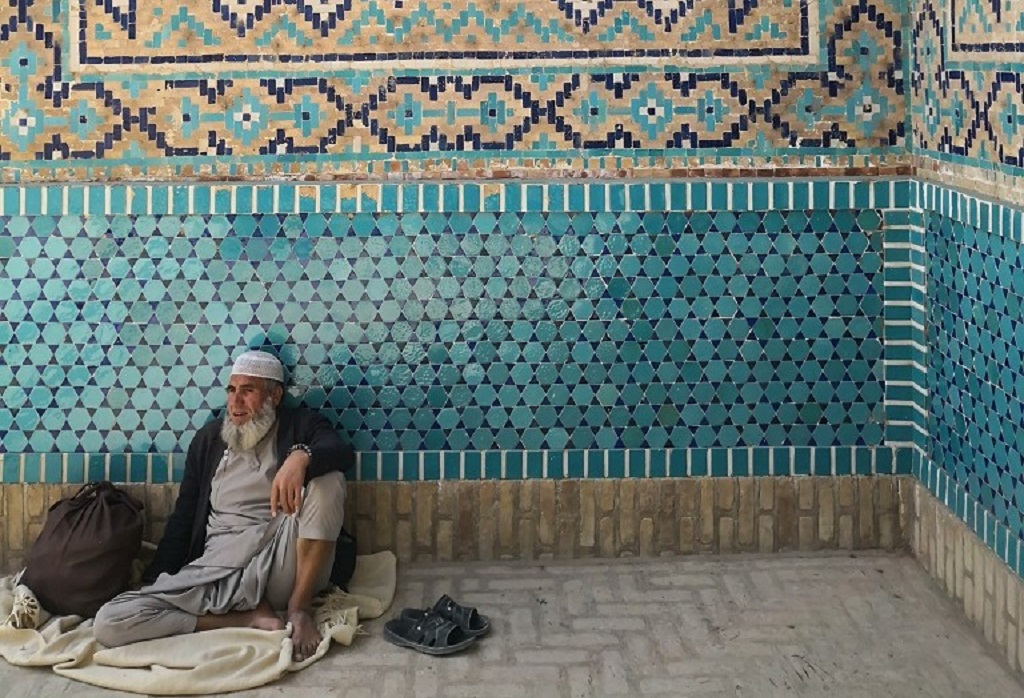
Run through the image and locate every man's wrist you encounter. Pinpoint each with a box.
[286,443,313,466]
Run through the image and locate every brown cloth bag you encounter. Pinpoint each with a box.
[21,481,144,617]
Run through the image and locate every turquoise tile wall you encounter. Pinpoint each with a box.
[917,453,1024,580]
[0,179,913,482]
[920,183,1024,578]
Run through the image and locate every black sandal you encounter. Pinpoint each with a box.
[401,593,491,638]
[383,611,476,655]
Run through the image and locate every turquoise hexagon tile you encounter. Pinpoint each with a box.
[2,196,890,471]
[927,195,1024,544]
[0,179,940,489]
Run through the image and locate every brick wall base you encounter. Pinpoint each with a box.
[1,476,912,573]
[911,482,1024,676]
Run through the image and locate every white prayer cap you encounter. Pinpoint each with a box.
[231,350,284,383]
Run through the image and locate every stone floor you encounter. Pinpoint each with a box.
[3,552,1023,697]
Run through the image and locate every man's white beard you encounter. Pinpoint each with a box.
[221,398,277,451]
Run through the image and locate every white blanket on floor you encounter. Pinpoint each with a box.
[0,551,396,695]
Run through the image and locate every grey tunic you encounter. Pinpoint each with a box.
[93,425,346,648]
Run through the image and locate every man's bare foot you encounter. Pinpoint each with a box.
[194,599,285,633]
[248,602,286,631]
[287,608,322,662]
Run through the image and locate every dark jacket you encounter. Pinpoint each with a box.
[142,406,354,585]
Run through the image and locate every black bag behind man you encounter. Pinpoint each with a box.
[21,481,144,617]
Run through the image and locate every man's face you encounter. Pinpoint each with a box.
[226,374,281,426]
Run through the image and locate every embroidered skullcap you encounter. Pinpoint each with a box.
[231,350,284,383]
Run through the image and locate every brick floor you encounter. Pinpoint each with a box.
[3,552,1023,697]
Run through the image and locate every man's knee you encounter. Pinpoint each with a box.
[306,470,345,503]
[93,598,131,648]
[298,471,345,541]
[93,593,194,647]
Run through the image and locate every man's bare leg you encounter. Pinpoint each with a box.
[194,598,285,632]
[287,537,334,662]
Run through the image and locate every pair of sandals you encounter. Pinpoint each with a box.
[384,593,491,656]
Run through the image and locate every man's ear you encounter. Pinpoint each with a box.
[270,381,285,406]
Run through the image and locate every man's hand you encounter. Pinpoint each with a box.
[270,450,310,517]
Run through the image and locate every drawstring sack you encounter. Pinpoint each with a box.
[21,481,144,617]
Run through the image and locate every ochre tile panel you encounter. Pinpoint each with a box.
[2,0,906,182]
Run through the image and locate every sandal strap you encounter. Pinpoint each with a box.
[433,594,479,630]
[413,612,460,647]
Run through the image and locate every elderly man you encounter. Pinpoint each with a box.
[94,350,353,662]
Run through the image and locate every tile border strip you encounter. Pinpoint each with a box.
[881,202,928,451]
[920,181,1024,243]
[916,453,1024,580]
[0,446,915,484]
[0,179,915,217]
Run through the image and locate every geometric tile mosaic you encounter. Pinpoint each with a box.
[900,180,1024,585]
[917,453,1024,581]
[0,205,887,456]
[2,176,1023,594]
[885,180,1023,582]
[948,0,1024,56]
[912,0,1024,176]
[925,198,1024,543]
[71,0,814,71]
[0,0,1020,587]
[0,0,905,181]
